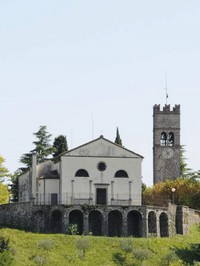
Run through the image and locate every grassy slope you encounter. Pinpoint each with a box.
[0,226,200,266]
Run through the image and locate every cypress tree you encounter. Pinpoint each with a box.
[115,127,122,146]
[53,135,68,157]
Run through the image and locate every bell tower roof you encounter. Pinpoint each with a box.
[153,104,180,114]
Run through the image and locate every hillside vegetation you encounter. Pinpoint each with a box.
[0,226,200,266]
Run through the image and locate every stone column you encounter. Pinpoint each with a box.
[122,210,128,237]
[63,210,68,233]
[129,181,132,203]
[103,211,108,236]
[71,180,74,204]
[157,213,160,237]
[111,181,114,205]
[89,180,92,205]
[31,153,37,202]
[83,213,89,235]
[142,209,148,238]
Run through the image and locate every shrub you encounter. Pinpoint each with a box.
[112,238,133,265]
[159,249,179,266]
[31,255,48,266]
[132,246,153,263]
[37,239,55,250]
[76,237,90,260]
[120,238,133,254]
[0,236,9,253]
[0,236,13,266]
[0,251,13,266]
[68,224,79,235]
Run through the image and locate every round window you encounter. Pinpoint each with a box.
[97,162,107,172]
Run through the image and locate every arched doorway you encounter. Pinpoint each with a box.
[148,211,157,235]
[69,210,84,235]
[34,211,45,232]
[108,210,122,237]
[127,210,142,237]
[51,210,62,233]
[160,212,169,237]
[89,210,103,236]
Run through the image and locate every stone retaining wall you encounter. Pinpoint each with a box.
[0,202,199,237]
[0,201,33,230]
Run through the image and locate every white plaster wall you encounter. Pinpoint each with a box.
[45,179,59,194]
[38,179,59,204]
[38,179,59,194]
[18,171,30,202]
[60,156,142,205]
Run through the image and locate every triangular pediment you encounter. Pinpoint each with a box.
[62,136,143,158]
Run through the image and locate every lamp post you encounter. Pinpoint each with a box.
[171,188,176,204]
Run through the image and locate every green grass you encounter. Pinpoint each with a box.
[0,225,200,266]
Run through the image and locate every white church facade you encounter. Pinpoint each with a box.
[18,135,143,207]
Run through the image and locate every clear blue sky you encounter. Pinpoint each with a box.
[1,1,200,185]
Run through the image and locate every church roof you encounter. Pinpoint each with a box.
[39,170,60,180]
[57,135,143,159]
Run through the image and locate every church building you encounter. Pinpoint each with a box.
[18,135,143,206]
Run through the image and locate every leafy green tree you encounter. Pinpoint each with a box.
[0,182,9,204]
[180,145,200,180]
[32,125,54,163]
[20,126,54,169]
[19,152,33,171]
[53,135,68,157]
[143,178,200,209]
[180,145,192,178]
[0,156,10,204]
[115,127,122,146]
[10,170,21,202]
[0,156,9,182]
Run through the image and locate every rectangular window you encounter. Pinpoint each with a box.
[96,188,107,205]
[51,193,58,205]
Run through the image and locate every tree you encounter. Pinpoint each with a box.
[32,125,54,163]
[0,182,9,204]
[20,126,54,169]
[143,178,200,209]
[10,170,21,203]
[115,127,122,146]
[0,156,9,182]
[53,135,68,157]
[180,145,200,179]
[180,145,192,178]
[19,152,33,170]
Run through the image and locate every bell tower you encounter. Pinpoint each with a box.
[153,104,181,184]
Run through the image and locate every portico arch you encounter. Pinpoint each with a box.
[148,211,157,235]
[160,212,169,237]
[89,210,103,236]
[127,210,142,237]
[50,210,62,233]
[69,210,84,235]
[108,210,122,237]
